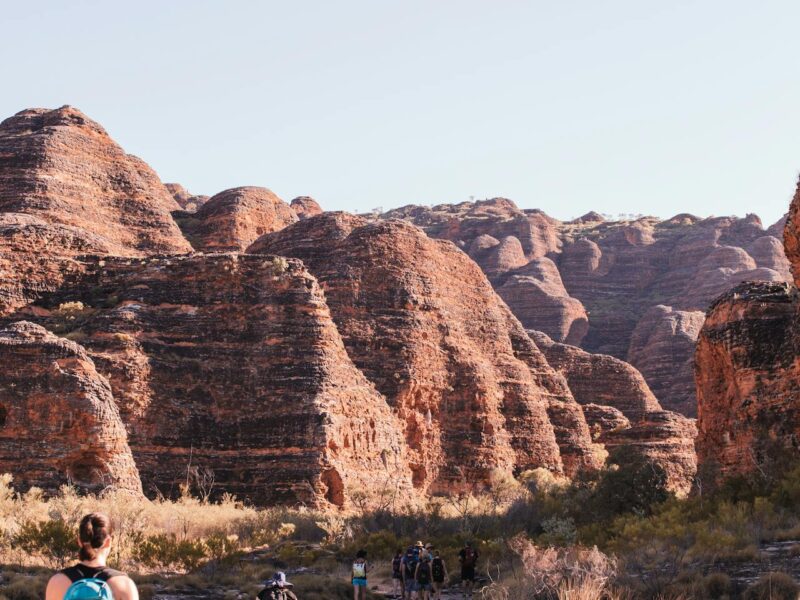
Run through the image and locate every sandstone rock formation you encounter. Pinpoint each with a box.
[0,106,191,255]
[0,321,141,494]
[290,196,323,219]
[249,214,605,488]
[385,200,791,415]
[695,281,798,477]
[497,258,589,345]
[628,306,706,417]
[175,186,298,252]
[165,183,209,212]
[695,178,800,478]
[11,254,413,506]
[529,330,696,494]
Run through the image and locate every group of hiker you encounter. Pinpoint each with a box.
[42,510,481,600]
[353,540,480,600]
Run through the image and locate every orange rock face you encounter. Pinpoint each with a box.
[0,107,191,256]
[290,196,323,219]
[695,178,800,478]
[529,330,696,494]
[12,254,413,507]
[0,321,141,495]
[176,187,298,252]
[249,214,605,487]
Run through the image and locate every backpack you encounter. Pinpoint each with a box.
[463,547,477,567]
[64,578,114,600]
[352,560,367,579]
[404,554,418,578]
[392,555,402,575]
[432,557,445,581]
[416,561,432,584]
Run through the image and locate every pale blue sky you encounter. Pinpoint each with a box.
[2,1,798,225]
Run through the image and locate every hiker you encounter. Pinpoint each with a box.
[414,554,434,600]
[458,541,479,599]
[257,572,297,600]
[352,548,369,600]
[391,548,404,599]
[431,549,448,600]
[422,543,433,561]
[401,545,419,599]
[45,512,139,600]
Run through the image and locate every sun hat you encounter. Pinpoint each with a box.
[415,540,424,547]
[272,572,293,588]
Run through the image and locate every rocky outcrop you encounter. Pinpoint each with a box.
[290,196,323,219]
[529,331,660,420]
[0,214,107,315]
[11,254,413,507]
[0,106,191,255]
[528,331,696,494]
[249,214,605,488]
[694,177,800,478]
[695,282,799,477]
[497,258,589,345]
[175,187,297,252]
[628,306,706,416]
[165,183,209,212]
[387,201,791,416]
[0,321,141,494]
[599,410,698,496]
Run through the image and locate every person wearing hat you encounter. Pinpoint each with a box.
[257,572,297,600]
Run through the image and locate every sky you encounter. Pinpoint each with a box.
[1,1,799,226]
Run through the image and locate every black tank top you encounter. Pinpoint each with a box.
[61,563,126,583]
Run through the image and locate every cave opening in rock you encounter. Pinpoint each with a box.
[0,404,6,428]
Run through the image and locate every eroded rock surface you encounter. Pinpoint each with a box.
[175,187,297,252]
[528,330,696,493]
[0,106,191,255]
[385,200,791,415]
[249,214,605,488]
[695,178,800,478]
[0,321,141,494]
[290,196,323,219]
[11,254,413,507]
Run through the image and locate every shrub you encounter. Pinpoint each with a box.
[702,572,733,599]
[14,519,75,567]
[133,533,208,571]
[743,572,799,600]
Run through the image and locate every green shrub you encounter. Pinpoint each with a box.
[133,533,208,571]
[702,572,733,599]
[14,519,75,567]
[743,572,799,600]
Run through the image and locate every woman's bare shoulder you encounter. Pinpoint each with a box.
[108,575,139,600]
[45,573,71,600]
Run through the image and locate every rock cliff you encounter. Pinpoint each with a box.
[383,200,790,415]
[529,330,696,494]
[0,321,141,495]
[248,214,605,487]
[11,254,413,506]
[694,178,800,478]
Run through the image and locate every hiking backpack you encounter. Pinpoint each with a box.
[392,555,402,575]
[432,557,444,581]
[416,561,432,585]
[463,547,477,567]
[352,560,367,579]
[63,578,114,600]
[404,554,418,579]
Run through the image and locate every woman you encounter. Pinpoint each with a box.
[414,554,433,600]
[352,548,370,600]
[46,512,139,600]
[431,550,448,600]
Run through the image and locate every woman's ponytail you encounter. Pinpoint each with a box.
[78,512,113,561]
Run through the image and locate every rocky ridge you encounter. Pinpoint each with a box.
[382,200,790,416]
